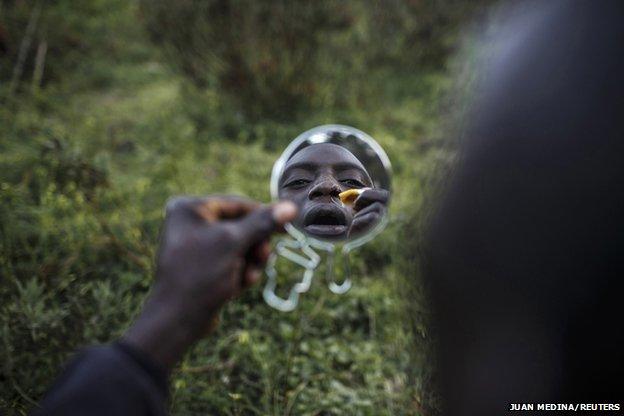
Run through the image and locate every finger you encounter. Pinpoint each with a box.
[353,201,385,218]
[245,240,271,268]
[352,211,379,226]
[194,196,260,222]
[243,266,263,287]
[354,188,389,212]
[234,201,297,249]
[349,211,380,236]
[162,197,206,239]
[241,240,271,288]
[165,195,259,223]
[165,196,201,219]
[251,240,272,265]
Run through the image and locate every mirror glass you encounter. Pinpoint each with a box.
[271,125,391,246]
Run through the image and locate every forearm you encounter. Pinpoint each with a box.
[121,293,217,371]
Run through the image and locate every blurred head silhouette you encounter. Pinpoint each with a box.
[426,1,624,414]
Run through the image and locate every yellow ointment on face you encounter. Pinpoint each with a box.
[339,189,364,206]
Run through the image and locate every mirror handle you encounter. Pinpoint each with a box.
[263,237,320,312]
[327,247,352,294]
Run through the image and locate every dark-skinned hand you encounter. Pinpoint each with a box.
[123,196,297,370]
[348,188,389,238]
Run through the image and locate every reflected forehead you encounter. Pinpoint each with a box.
[284,143,366,172]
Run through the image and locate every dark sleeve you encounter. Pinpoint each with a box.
[32,342,169,416]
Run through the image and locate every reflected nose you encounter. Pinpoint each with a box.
[308,178,341,200]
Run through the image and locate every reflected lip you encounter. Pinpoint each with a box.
[303,204,348,236]
[304,224,348,236]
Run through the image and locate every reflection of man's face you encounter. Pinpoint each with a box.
[278,143,373,241]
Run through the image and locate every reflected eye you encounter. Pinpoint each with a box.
[340,179,365,188]
[285,179,311,188]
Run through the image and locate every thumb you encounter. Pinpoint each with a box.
[235,201,297,249]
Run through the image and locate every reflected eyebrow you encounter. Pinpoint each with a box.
[280,160,372,188]
[283,161,366,174]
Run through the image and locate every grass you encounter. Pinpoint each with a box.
[0,4,451,415]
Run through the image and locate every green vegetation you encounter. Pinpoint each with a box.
[0,1,476,414]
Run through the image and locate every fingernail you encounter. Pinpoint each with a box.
[272,201,297,224]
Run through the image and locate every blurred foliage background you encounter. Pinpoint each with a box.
[1,0,490,414]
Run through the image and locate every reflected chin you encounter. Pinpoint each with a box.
[303,224,348,239]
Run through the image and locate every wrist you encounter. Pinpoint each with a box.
[122,296,212,370]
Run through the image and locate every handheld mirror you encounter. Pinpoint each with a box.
[263,125,392,311]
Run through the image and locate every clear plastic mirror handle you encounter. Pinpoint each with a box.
[263,229,320,312]
[263,255,312,312]
[326,246,353,294]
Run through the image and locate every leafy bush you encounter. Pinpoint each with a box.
[0,0,149,94]
[140,0,491,123]
[141,0,373,120]
[0,1,475,414]
[0,96,424,414]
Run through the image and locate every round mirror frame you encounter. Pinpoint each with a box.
[270,124,392,252]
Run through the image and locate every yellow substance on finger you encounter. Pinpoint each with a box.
[339,189,364,206]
